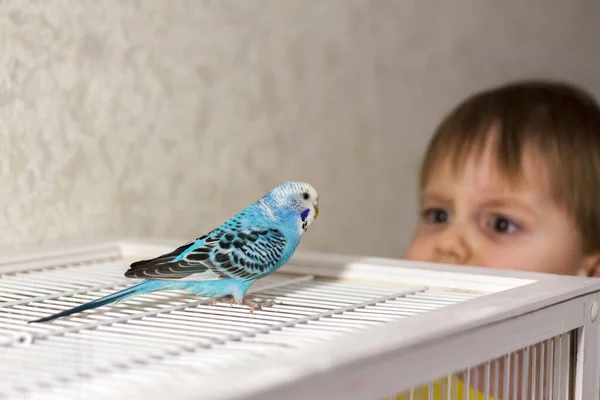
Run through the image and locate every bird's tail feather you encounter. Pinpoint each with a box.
[28,280,153,323]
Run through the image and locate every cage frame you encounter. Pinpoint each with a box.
[0,237,599,399]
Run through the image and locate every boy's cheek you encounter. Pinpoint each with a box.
[403,236,433,262]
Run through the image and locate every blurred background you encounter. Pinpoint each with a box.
[0,0,599,258]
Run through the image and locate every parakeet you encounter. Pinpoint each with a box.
[29,181,319,323]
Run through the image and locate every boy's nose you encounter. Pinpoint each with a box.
[433,225,471,265]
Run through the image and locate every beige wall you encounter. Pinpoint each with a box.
[1,1,599,258]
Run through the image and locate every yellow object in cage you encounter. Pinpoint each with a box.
[385,376,498,400]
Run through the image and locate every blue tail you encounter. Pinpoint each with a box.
[28,280,156,323]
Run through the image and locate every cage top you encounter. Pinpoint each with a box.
[0,237,598,400]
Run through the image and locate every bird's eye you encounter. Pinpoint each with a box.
[302,192,310,200]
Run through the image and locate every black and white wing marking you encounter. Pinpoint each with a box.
[124,227,288,281]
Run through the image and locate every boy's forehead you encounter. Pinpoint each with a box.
[423,143,553,200]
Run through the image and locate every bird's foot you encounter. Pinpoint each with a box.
[208,294,236,307]
[240,297,276,313]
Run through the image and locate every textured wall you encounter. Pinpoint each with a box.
[1,1,599,258]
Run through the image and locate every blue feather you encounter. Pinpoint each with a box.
[29,280,160,323]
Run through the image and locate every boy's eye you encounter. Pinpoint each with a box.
[488,215,520,234]
[423,208,449,223]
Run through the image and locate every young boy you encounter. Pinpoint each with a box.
[396,79,600,399]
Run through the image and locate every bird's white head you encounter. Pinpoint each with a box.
[260,181,319,234]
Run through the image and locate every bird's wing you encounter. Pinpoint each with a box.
[124,222,288,282]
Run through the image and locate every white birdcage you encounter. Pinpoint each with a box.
[0,238,599,400]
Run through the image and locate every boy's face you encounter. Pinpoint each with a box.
[405,136,589,276]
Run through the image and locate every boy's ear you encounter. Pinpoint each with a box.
[578,253,600,277]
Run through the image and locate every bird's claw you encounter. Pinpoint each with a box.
[241,297,276,313]
[208,295,276,312]
[208,295,236,306]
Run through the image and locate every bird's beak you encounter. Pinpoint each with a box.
[314,202,319,219]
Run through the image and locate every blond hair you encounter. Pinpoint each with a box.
[421,80,600,252]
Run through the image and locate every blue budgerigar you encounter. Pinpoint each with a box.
[29,181,319,323]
